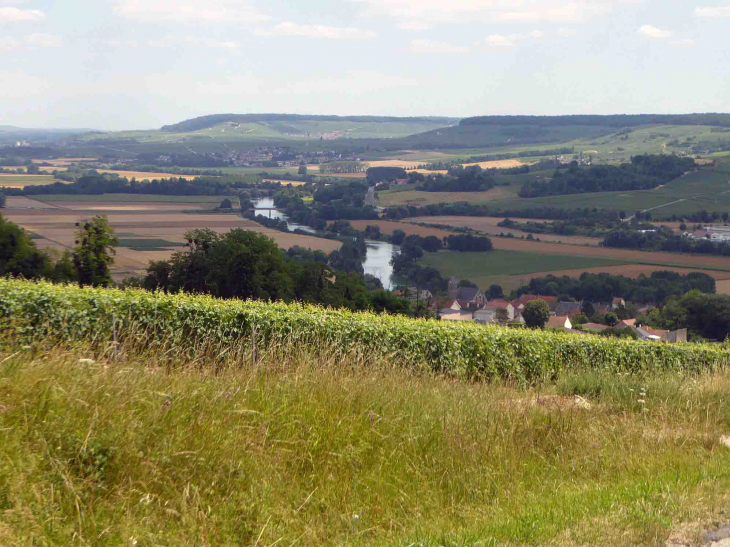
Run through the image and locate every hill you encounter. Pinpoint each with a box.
[161,113,460,133]
[385,113,730,150]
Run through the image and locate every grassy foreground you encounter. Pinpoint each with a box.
[2,279,730,384]
[1,338,730,546]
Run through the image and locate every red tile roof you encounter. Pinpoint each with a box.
[486,299,512,309]
[546,316,571,329]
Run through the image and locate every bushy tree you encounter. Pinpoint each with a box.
[72,215,119,287]
[219,198,233,209]
[487,284,504,299]
[495,308,509,324]
[0,215,52,278]
[522,300,550,329]
[0,193,6,208]
[391,229,406,245]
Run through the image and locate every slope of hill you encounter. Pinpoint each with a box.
[386,113,730,150]
[161,113,460,133]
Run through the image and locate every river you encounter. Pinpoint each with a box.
[253,198,399,289]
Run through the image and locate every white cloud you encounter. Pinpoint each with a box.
[410,38,468,53]
[485,30,544,47]
[256,22,376,39]
[355,0,638,27]
[0,35,19,48]
[107,39,140,47]
[695,6,730,17]
[638,24,672,38]
[113,0,270,24]
[670,38,696,46]
[398,20,432,30]
[146,35,240,48]
[0,6,44,22]
[274,70,418,95]
[557,27,579,37]
[25,33,62,47]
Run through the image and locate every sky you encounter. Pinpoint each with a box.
[1,0,729,130]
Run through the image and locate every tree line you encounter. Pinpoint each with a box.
[602,226,730,257]
[513,271,716,304]
[518,155,696,198]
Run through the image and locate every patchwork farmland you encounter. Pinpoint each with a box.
[2,195,340,280]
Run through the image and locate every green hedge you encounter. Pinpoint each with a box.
[1,278,728,382]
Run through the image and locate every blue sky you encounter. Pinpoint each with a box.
[1,0,729,130]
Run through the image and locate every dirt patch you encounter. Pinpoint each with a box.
[406,216,601,246]
[463,159,534,169]
[3,196,60,209]
[490,238,730,271]
[513,265,730,284]
[344,220,452,238]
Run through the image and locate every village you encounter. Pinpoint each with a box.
[395,277,688,343]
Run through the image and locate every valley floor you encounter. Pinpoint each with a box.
[1,340,729,546]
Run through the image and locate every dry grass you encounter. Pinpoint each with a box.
[1,335,729,546]
[378,186,517,207]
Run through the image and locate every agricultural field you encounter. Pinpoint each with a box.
[478,159,730,218]
[0,174,62,188]
[378,185,518,207]
[2,196,340,279]
[344,219,452,238]
[421,250,630,291]
[405,215,601,246]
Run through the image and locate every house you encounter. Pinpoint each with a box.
[546,316,573,329]
[511,294,559,313]
[614,319,636,329]
[581,322,610,332]
[555,301,582,317]
[485,299,515,320]
[612,298,626,309]
[635,325,669,341]
[405,288,432,302]
[590,302,612,314]
[440,310,474,322]
[474,308,497,325]
[455,287,486,310]
[665,329,688,343]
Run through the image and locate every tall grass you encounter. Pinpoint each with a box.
[1,279,729,384]
[0,333,729,546]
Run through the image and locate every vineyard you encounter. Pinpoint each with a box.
[2,278,729,382]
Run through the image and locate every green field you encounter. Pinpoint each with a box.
[479,162,730,218]
[421,250,628,290]
[117,238,187,250]
[0,174,59,188]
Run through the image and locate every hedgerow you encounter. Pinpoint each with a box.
[1,278,728,382]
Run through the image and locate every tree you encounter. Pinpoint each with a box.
[0,214,52,278]
[219,198,233,209]
[0,193,5,208]
[391,229,406,245]
[522,300,550,329]
[72,215,119,287]
[298,165,307,176]
[723,212,729,222]
[572,312,589,325]
[495,308,509,325]
[487,284,504,299]
[604,312,619,326]
[458,279,477,288]
[581,301,595,318]
[144,260,173,292]
[25,161,40,175]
